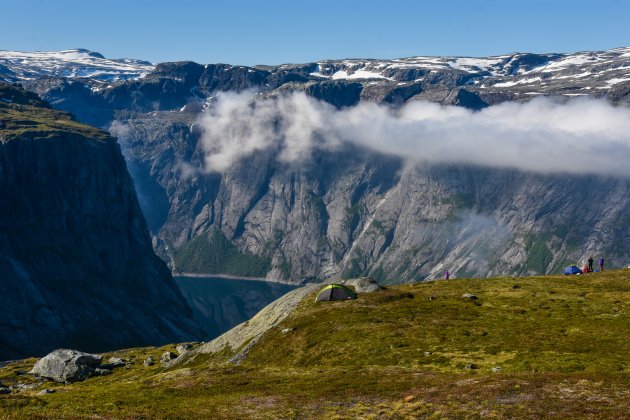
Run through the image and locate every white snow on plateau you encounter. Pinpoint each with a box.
[1,46,629,97]
[492,77,542,88]
[331,69,392,80]
[0,49,154,82]
[607,77,630,86]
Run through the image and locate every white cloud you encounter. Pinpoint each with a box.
[198,92,630,177]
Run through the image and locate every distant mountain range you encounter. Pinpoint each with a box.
[2,47,629,105]
[2,47,630,284]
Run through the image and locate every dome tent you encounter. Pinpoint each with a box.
[315,284,357,301]
[564,265,582,275]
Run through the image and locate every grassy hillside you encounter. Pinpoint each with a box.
[1,271,629,418]
[0,100,110,143]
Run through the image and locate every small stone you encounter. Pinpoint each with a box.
[143,357,154,367]
[0,387,10,395]
[94,368,112,376]
[465,363,478,369]
[12,382,39,391]
[100,357,126,370]
[462,293,478,300]
[281,328,295,334]
[160,352,177,363]
[491,366,502,373]
[423,351,432,356]
[176,344,192,355]
[37,388,56,396]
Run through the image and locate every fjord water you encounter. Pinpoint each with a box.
[174,276,298,340]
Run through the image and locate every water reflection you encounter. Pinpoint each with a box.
[175,276,298,340]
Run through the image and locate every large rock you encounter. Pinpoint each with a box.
[343,277,383,293]
[30,349,102,383]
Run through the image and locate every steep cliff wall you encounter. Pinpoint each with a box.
[0,85,202,360]
[114,112,630,283]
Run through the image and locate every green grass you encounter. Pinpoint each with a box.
[0,102,110,142]
[1,270,629,418]
[249,273,629,374]
[174,229,272,277]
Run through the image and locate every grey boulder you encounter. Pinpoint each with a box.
[161,351,177,363]
[30,349,102,383]
[37,388,56,396]
[176,344,192,355]
[343,277,383,293]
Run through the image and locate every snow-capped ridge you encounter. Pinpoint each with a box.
[0,48,154,83]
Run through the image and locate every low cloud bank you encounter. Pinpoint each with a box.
[199,92,630,177]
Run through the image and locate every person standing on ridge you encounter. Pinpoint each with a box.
[445,270,450,280]
[599,257,605,271]
[588,256,594,272]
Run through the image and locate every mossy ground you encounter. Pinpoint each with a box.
[0,102,110,142]
[1,271,629,418]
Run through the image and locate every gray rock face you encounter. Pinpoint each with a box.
[178,284,321,366]
[0,85,203,360]
[30,349,102,383]
[113,127,630,284]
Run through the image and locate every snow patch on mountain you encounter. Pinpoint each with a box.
[0,48,154,83]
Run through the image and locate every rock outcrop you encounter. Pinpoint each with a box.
[180,284,322,365]
[343,277,383,293]
[30,349,102,383]
[0,84,203,360]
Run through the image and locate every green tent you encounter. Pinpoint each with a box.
[315,284,357,302]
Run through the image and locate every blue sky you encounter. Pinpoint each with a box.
[2,0,629,65]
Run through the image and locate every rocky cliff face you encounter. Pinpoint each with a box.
[0,84,202,360]
[3,48,630,284]
[117,119,630,283]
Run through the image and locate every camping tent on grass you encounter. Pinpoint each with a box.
[315,284,357,301]
[564,265,582,275]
